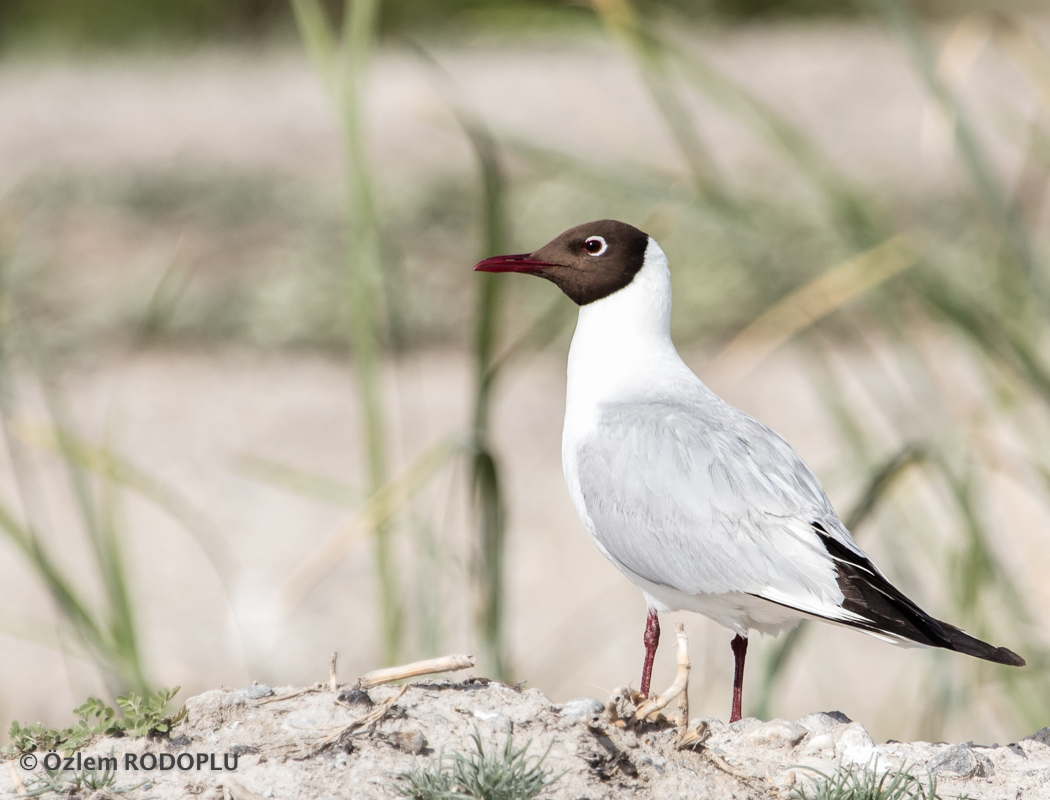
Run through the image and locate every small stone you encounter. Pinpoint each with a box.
[739,719,807,748]
[930,743,981,778]
[394,730,428,755]
[1023,728,1050,747]
[640,754,666,773]
[1007,743,1027,758]
[558,697,605,724]
[801,733,836,755]
[796,711,852,733]
[835,723,875,765]
[975,752,995,778]
[338,688,374,708]
[728,717,762,735]
[232,684,274,702]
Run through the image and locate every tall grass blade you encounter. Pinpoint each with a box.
[21,424,236,584]
[591,0,727,209]
[707,236,917,385]
[875,0,1046,310]
[291,0,402,664]
[0,331,147,693]
[409,40,517,676]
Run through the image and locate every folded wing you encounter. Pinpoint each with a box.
[574,388,1024,666]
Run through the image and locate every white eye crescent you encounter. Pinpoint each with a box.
[583,235,608,256]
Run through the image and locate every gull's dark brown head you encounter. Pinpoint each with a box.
[473,220,650,306]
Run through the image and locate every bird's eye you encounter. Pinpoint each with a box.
[583,236,608,256]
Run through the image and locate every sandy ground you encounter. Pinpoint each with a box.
[3,676,1050,799]
[1,17,1050,753]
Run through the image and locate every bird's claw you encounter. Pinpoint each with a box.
[608,623,691,728]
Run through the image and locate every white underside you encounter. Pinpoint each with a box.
[631,561,918,646]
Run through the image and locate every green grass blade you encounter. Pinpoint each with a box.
[292,0,403,665]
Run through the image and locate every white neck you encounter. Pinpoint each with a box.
[564,238,693,423]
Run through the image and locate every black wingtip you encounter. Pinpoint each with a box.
[1002,649,1026,668]
[939,622,1026,667]
[812,526,1026,668]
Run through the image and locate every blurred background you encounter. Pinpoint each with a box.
[0,0,1048,747]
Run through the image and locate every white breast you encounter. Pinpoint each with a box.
[561,239,693,545]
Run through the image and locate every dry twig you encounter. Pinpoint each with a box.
[7,762,27,796]
[315,684,409,751]
[356,654,474,689]
[676,720,712,751]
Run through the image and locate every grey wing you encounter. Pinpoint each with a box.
[574,393,868,622]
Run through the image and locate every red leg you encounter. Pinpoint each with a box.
[640,608,660,698]
[730,634,748,723]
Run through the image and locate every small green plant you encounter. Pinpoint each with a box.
[115,686,187,738]
[2,687,186,757]
[393,727,560,800]
[794,760,950,800]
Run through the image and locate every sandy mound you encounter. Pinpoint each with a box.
[4,675,1050,799]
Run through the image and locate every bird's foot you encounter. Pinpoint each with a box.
[609,623,691,729]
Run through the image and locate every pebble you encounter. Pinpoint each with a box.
[640,754,666,773]
[232,684,274,702]
[1024,728,1050,747]
[739,719,807,748]
[558,697,606,725]
[796,711,852,733]
[835,722,876,765]
[929,743,990,778]
[393,730,428,755]
[800,733,836,755]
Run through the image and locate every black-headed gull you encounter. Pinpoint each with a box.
[475,219,1025,723]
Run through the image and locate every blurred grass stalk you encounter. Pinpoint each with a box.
[0,283,150,697]
[290,2,518,675]
[464,103,509,681]
[410,40,514,679]
[290,0,403,665]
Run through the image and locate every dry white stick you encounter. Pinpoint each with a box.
[356,654,475,689]
[676,674,689,727]
[329,652,339,692]
[7,762,27,796]
[633,623,689,722]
